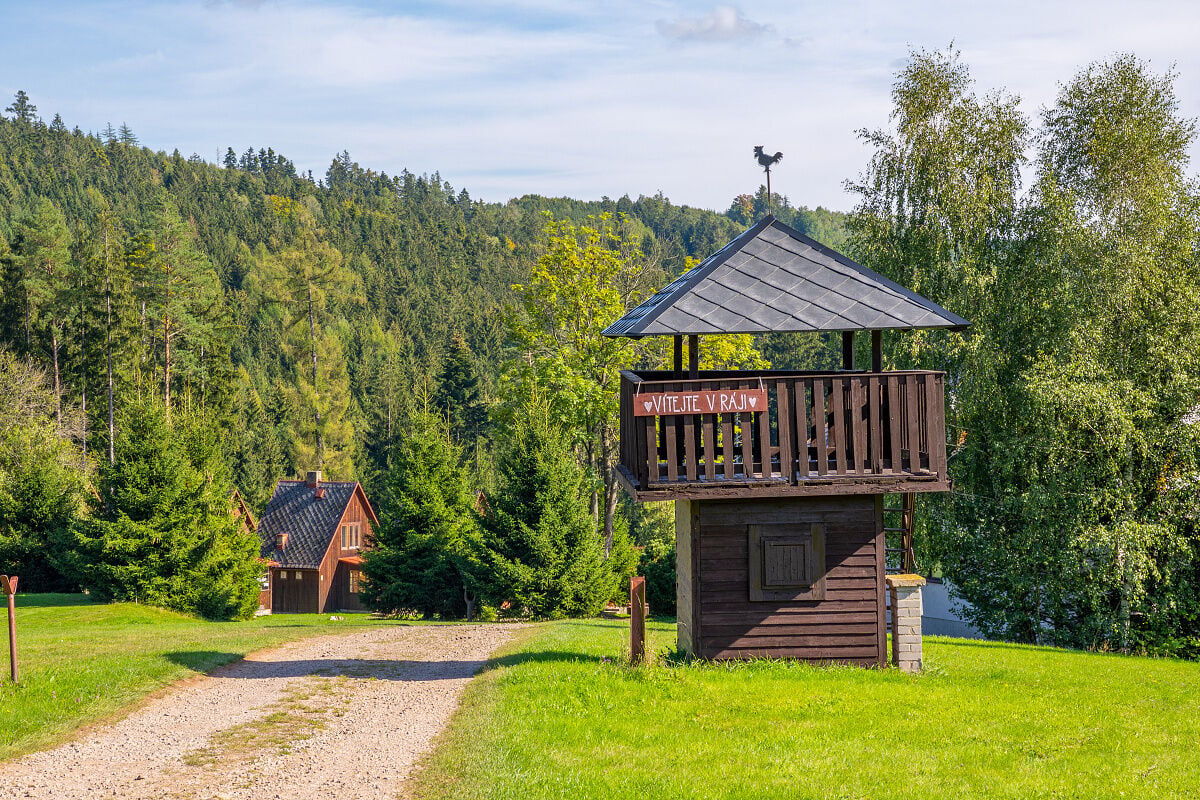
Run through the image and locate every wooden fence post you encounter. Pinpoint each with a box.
[630,576,646,665]
[1,575,16,684]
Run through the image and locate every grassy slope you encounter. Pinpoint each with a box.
[413,619,1200,800]
[0,594,393,761]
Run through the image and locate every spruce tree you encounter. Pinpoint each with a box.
[432,333,488,448]
[361,407,480,619]
[61,396,261,619]
[477,395,625,618]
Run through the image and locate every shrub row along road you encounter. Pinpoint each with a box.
[1,623,517,800]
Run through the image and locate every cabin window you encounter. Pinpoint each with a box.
[295,571,303,580]
[279,570,287,580]
[349,570,362,593]
[748,523,827,602]
[343,523,361,550]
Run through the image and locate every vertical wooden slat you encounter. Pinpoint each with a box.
[664,400,679,483]
[683,407,698,482]
[794,378,810,479]
[869,375,882,474]
[740,378,754,479]
[643,415,659,482]
[777,378,793,481]
[831,377,847,475]
[758,381,774,477]
[850,378,867,475]
[887,375,902,475]
[906,374,921,474]
[703,382,718,481]
[927,373,947,478]
[721,409,736,480]
[813,378,828,476]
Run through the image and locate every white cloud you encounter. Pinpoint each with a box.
[656,6,772,42]
[8,0,1200,212]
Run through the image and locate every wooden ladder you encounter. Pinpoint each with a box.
[883,492,915,574]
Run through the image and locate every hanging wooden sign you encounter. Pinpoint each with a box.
[633,388,767,416]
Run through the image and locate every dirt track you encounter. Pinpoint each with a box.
[1,624,516,800]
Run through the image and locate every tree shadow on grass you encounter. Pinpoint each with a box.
[12,593,95,607]
[166,648,602,682]
[166,651,502,681]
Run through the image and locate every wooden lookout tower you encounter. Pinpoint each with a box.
[604,215,968,666]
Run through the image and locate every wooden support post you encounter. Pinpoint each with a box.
[871,330,882,373]
[842,331,855,371]
[2,575,16,684]
[630,576,647,665]
[673,335,683,376]
[687,335,699,379]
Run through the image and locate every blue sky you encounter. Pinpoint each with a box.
[3,1,1199,211]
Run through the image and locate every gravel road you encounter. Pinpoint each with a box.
[2,623,517,800]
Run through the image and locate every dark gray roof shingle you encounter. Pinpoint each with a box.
[257,480,360,568]
[603,215,969,337]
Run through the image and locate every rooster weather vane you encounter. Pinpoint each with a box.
[753,146,783,213]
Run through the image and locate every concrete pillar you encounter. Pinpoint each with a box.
[886,574,926,673]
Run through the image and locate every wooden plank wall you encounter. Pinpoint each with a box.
[330,563,365,612]
[317,490,375,613]
[271,568,320,614]
[684,495,885,665]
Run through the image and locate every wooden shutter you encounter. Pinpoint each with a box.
[748,523,827,602]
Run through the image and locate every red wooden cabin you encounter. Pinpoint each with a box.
[605,215,967,665]
[256,471,378,614]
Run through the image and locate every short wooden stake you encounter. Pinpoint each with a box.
[1,575,17,684]
[630,576,647,665]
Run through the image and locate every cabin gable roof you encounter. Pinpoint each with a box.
[257,479,372,568]
[602,215,969,337]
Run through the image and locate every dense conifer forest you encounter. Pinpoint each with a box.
[0,90,845,616]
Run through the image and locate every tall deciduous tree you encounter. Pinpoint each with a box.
[507,214,660,553]
[853,48,1200,655]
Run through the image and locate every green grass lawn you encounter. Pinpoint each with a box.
[0,593,393,761]
[413,618,1200,800]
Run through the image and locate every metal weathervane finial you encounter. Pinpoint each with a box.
[753,145,783,214]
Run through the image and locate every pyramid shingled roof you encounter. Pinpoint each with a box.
[602,215,969,338]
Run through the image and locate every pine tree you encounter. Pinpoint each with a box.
[361,407,480,619]
[134,194,221,416]
[83,201,135,464]
[477,394,627,618]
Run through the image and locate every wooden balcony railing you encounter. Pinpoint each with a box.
[617,369,949,499]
